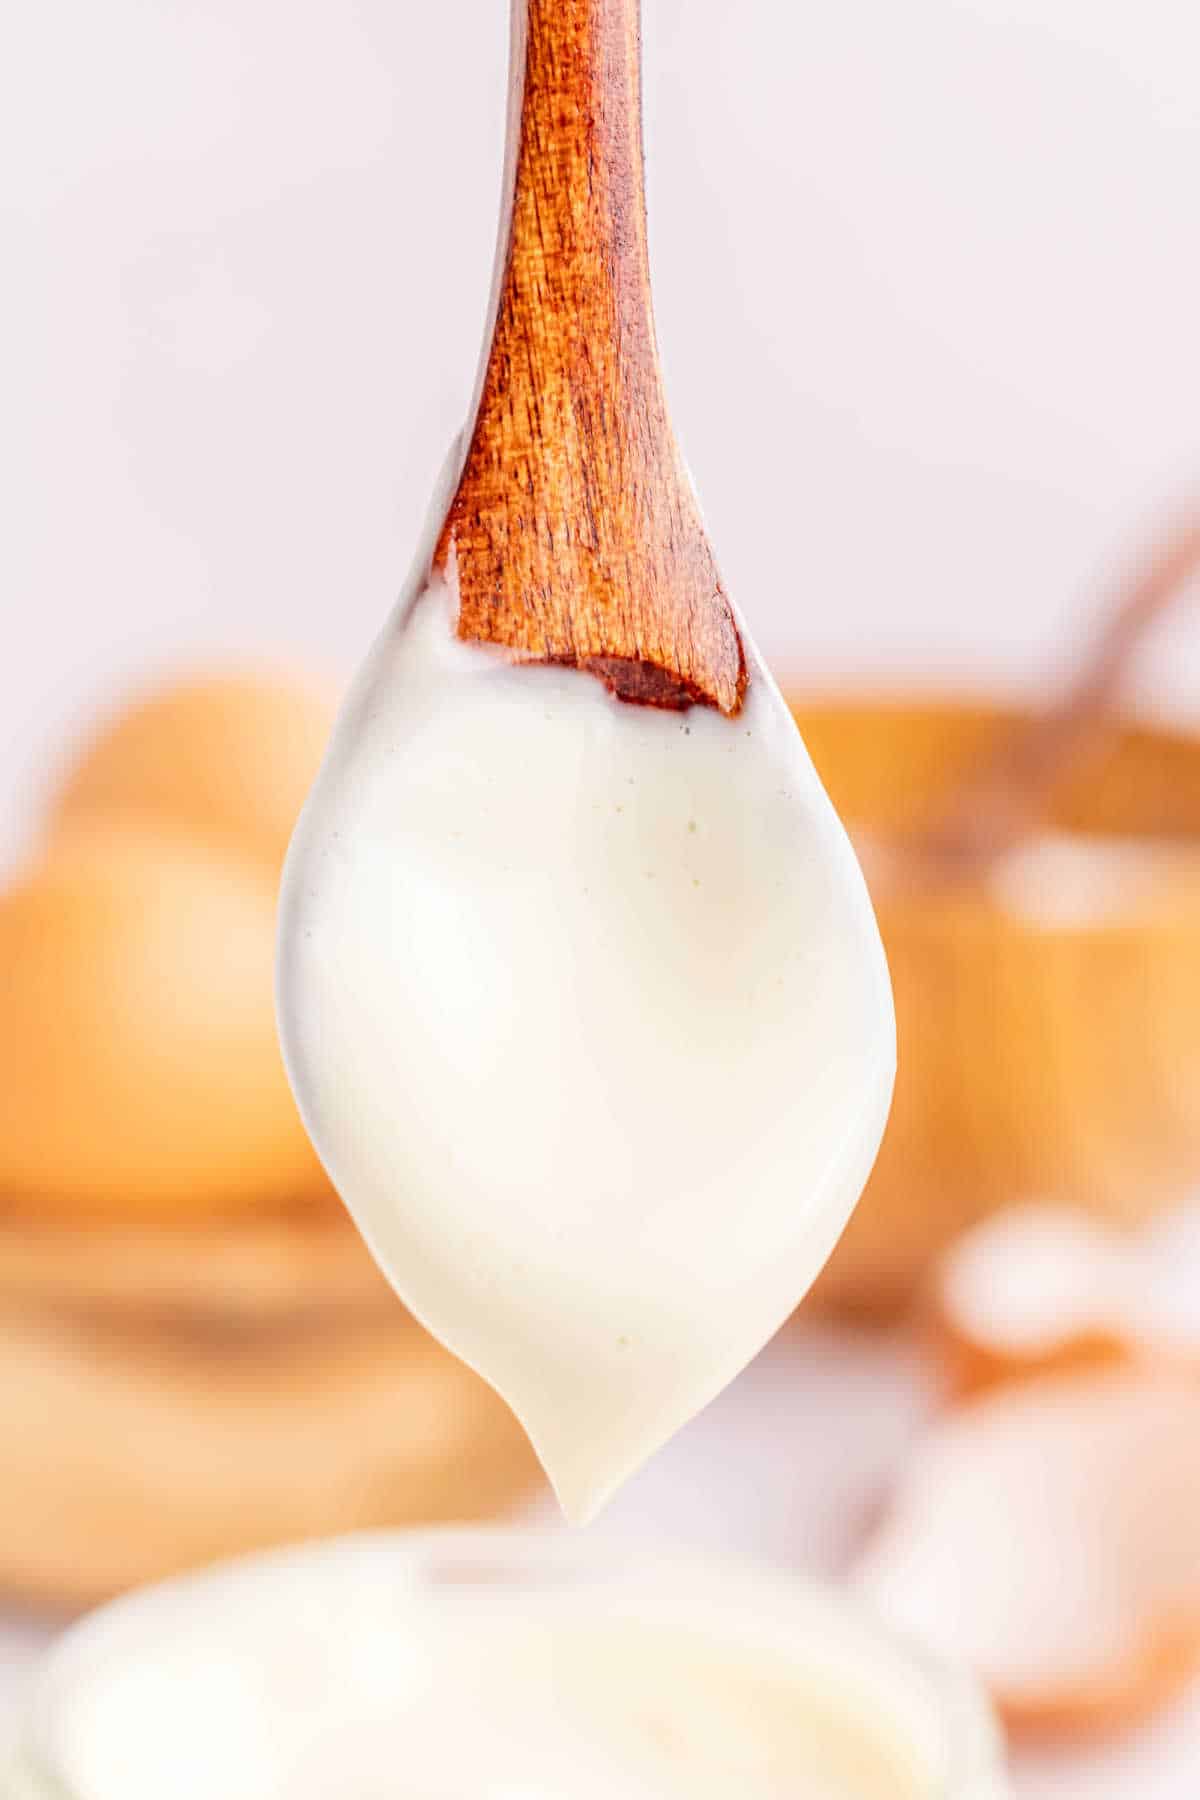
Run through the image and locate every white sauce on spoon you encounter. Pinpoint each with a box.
[278,454,894,1521]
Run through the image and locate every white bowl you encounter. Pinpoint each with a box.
[5,1527,1007,1800]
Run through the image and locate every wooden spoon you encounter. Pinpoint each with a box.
[433,0,747,717]
[916,509,1200,875]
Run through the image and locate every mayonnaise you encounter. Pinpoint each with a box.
[5,1533,1005,1800]
[277,452,895,1520]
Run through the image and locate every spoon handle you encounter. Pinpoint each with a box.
[435,0,747,716]
[922,509,1200,872]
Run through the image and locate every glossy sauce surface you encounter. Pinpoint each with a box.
[278,464,894,1518]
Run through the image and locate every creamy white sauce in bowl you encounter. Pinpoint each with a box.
[4,1530,1007,1800]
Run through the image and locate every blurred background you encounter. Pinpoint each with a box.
[2,2,1199,1795]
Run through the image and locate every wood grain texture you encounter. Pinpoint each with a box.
[434,0,746,715]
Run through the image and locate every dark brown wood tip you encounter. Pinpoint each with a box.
[433,0,747,718]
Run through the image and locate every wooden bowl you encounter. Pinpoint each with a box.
[0,1211,542,1608]
[790,697,1200,1316]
